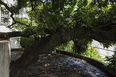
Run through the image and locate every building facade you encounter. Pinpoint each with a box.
[0,4,21,48]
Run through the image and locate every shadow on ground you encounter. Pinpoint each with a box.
[11,51,112,77]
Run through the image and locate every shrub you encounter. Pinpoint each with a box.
[56,40,104,61]
[105,51,116,69]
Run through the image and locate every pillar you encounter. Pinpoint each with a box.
[0,40,11,77]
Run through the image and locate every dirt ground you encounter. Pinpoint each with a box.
[11,51,112,77]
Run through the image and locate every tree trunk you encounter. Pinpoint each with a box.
[73,39,90,54]
[10,27,116,76]
[10,27,88,76]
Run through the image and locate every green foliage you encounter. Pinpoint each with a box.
[72,39,92,54]
[13,0,116,45]
[102,41,115,48]
[9,0,116,48]
[17,0,29,9]
[12,17,31,31]
[27,0,78,32]
[105,51,116,69]
[82,46,104,61]
[56,41,74,51]
[56,40,103,61]
[5,0,116,66]
[12,17,45,36]
[0,7,10,23]
[20,36,34,48]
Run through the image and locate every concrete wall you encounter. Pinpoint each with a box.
[56,50,116,77]
[0,40,11,77]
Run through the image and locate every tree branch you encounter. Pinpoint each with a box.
[100,21,116,31]
[0,31,32,39]
[0,31,22,39]
[12,26,116,68]
[0,26,116,43]
[0,0,15,26]
[8,26,116,69]
[0,0,29,28]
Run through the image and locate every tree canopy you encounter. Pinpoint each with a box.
[0,0,116,74]
[1,0,116,44]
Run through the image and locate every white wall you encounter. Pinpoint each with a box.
[0,26,21,48]
[0,0,21,48]
[0,26,10,32]
[92,40,115,58]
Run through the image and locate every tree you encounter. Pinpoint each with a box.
[105,51,116,69]
[0,0,116,76]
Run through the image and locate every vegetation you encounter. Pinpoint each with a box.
[105,51,116,69]
[0,0,116,76]
[82,46,104,61]
[56,41,104,61]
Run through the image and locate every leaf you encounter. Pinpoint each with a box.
[83,0,88,6]
[60,57,63,59]
[44,63,50,67]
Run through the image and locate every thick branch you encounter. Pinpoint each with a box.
[0,31,22,39]
[11,27,116,68]
[12,27,88,68]
[91,28,116,43]
[0,26,116,42]
[100,22,116,31]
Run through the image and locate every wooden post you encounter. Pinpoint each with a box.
[0,40,11,77]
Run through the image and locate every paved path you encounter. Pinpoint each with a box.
[11,51,112,77]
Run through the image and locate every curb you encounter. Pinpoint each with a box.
[56,50,116,77]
